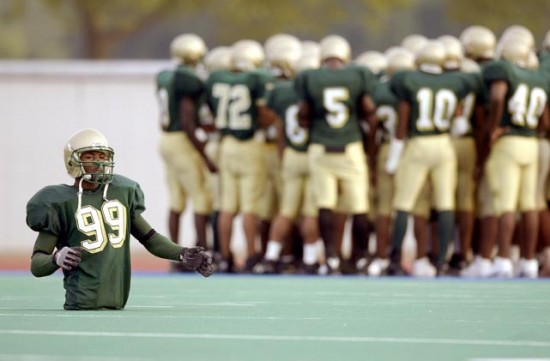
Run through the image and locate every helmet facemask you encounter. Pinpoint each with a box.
[70,146,115,185]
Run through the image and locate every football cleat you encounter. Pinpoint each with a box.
[411,257,437,278]
[460,256,492,278]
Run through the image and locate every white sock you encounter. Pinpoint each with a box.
[265,240,282,261]
[303,243,318,265]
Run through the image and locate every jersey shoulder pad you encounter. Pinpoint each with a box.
[110,175,146,218]
[482,60,511,83]
[26,184,74,234]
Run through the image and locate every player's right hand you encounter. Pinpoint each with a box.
[54,246,82,270]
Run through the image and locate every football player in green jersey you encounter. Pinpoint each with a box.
[257,35,302,263]
[481,37,550,278]
[28,129,213,310]
[385,41,470,276]
[253,49,323,274]
[458,25,499,278]
[296,35,378,273]
[156,34,216,270]
[367,48,416,276]
[441,36,487,274]
[205,40,275,272]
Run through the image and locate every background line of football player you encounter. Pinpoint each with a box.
[155,24,550,278]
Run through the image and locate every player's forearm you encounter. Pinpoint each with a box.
[31,252,58,277]
[30,232,59,277]
[141,232,182,261]
[131,216,181,261]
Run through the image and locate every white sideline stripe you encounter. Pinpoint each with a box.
[470,359,550,360]
[1,330,549,348]
[0,313,321,320]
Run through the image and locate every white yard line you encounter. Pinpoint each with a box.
[0,330,549,348]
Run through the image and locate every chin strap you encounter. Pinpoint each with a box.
[77,178,84,212]
[103,183,110,202]
[76,178,110,212]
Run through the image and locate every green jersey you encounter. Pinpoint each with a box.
[371,78,398,143]
[483,60,550,137]
[294,66,377,147]
[26,175,145,310]
[539,51,550,77]
[205,69,275,140]
[390,69,470,137]
[266,79,308,152]
[454,71,487,137]
[156,65,204,132]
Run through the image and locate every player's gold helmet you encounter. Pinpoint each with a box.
[386,48,416,75]
[264,33,301,62]
[438,35,463,70]
[498,37,530,68]
[416,41,446,70]
[301,41,321,59]
[64,128,115,184]
[355,51,388,75]
[460,25,496,60]
[294,54,321,73]
[460,57,480,73]
[401,34,428,55]
[319,35,351,63]
[543,30,550,52]
[204,46,232,72]
[268,46,302,78]
[170,33,207,66]
[230,39,265,71]
[500,25,535,49]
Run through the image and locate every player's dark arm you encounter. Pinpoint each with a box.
[361,95,378,171]
[384,100,410,174]
[131,215,183,261]
[257,104,278,128]
[538,103,550,135]
[487,80,508,144]
[180,97,217,172]
[30,232,60,277]
[297,101,312,129]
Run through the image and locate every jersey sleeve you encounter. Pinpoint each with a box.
[128,182,146,220]
[26,187,63,236]
[294,70,311,102]
[482,60,511,84]
[254,71,276,106]
[389,71,411,102]
[357,66,379,95]
[173,69,204,99]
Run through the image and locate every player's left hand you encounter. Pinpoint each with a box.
[196,252,214,278]
[180,247,214,277]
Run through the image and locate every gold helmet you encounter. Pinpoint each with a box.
[526,50,539,70]
[64,128,115,184]
[416,41,446,70]
[301,40,321,58]
[460,57,480,73]
[294,54,321,73]
[498,37,530,68]
[543,30,550,52]
[319,35,351,63]
[264,33,301,61]
[500,25,535,49]
[438,35,464,70]
[204,46,232,72]
[268,46,302,78]
[230,39,265,71]
[354,51,388,75]
[460,25,496,60]
[386,48,416,75]
[170,33,207,65]
[401,34,428,54]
